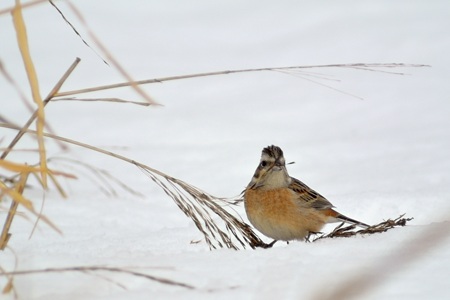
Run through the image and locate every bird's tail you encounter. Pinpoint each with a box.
[324,208,369,228]
[336,213,370,228]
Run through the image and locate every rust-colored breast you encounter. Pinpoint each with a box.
[244,188,328,241]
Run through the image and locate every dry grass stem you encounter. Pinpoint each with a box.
[138,167,266,249]
[48,157,144,197]
[2,265,195,290]
[0,177,62,235]
[0,173,28,250]
[313,214,413,242]
[0,158,72,239]
[0,57,80,160]
[49,1,109,65]
[1,27,80,276]
[54,63,429,97]
[51,97,151,106]
[0,0,47,15]
[1,247,19,297]
[0,61,69,151]
[12,0,49,187]
[63,2,158,105]
[273,69,364,100]
[1,122,267,249]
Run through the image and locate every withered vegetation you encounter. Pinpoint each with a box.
[1,1,426,298]
[313,214,414,242]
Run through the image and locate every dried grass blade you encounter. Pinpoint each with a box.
[64,2,158,105]
[0,172,28,250]
[49,157,143,197]
[1,276,14,294]
[0,265,16,296]
[55,63,429,97]
[3,266,194,289]
[12,0,48,187]
[0,176,62,235]
[1,122,267,249]
[51,97,152,106]
[0,57,80,160]
[138,166,266,249]
[313,214,413,241]
[47,172,68,198]
[0,0,47,15]
[0,159,42,173]
[0,159,76,181]
[49,0,108,65]
[0,181,33,210]
[273,69,364,100]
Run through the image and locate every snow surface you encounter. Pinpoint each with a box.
[1,1,450,299]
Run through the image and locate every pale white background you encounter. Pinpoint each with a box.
[1,1,449,299]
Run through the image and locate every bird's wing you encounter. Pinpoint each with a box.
[289,177,334,210]
[289,177,369,227]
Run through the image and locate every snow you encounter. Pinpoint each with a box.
[1,1,450,299]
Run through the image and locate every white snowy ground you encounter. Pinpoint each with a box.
[1,1,450,299]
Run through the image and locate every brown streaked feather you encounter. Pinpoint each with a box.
[289,177,334,210]
[289,177,368,227]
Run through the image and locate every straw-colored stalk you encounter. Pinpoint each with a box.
[2,265,195,290]
[11,0,48,187]
[0,173,28,250]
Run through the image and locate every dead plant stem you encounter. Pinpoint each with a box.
[54,63,429,97]
[0,57,80,160]
[0,172,28,250]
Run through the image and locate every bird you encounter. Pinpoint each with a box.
[244,145,368,244]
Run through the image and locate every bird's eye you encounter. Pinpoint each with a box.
[260,161,267,167]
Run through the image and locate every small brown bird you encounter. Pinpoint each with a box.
[244,145,368,243]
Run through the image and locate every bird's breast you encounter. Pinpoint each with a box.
[244,187,327,241]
